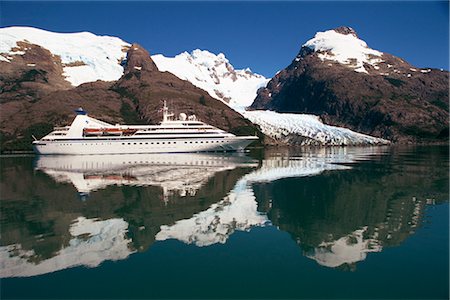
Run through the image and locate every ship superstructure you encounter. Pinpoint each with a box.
[32,102,258,155]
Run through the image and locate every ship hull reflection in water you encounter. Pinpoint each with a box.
[35,153,259,201]
[0,146,448,287]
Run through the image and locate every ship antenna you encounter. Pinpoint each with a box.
[163,100,168,122]
[162,100,174,122]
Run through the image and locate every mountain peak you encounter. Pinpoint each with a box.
[152,50,268,108]
[123,43,158,73]
[333,26,358,37]
[301,27,383,73]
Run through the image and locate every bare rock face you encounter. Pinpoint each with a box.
[123,43,159,74]
[333,26,358,36]
[0,42,72,103]
[251,27,449,143]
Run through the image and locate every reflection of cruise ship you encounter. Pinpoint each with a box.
[35,153,258,200]
[32,102,258,155]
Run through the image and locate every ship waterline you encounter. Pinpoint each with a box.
[33,136,257,155]
[32,103,258,155]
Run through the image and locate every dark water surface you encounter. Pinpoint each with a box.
[0,146,448,299]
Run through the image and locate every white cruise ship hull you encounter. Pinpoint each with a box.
[33,136,258,155]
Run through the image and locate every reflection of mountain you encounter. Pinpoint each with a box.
[0,153,257,277]
[156,147,387,246]
[254,146,448,269]
[1,217,133,277]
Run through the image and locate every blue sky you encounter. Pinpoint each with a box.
[1,1,448,77]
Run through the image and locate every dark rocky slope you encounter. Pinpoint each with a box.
[251,27,449,143]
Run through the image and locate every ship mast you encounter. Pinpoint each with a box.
[162,100,174,122]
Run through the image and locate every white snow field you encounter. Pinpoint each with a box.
[152,49,269,109]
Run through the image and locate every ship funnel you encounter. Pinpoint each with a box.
[75,107,87,115]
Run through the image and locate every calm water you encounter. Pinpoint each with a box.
[0,146,448,299]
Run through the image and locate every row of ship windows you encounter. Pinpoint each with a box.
[121,141,224,145]
[56,141,225,146]
[141,125,212,130]
[134,131,220,135]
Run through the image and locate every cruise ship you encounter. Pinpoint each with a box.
[32,102,258,155]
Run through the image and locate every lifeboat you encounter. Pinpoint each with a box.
[83,128,103,136]
[83,127,128,136]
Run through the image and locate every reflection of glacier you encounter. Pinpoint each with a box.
[0,217,133,278]
[35,153,258,199]
[156,147,389,258]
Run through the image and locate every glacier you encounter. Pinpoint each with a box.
[241,110,390,146]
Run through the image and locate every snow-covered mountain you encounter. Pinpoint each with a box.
[251,26,448,143]
[0,26,130,86]
[302,27,383,74]
[152,50,269,109]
